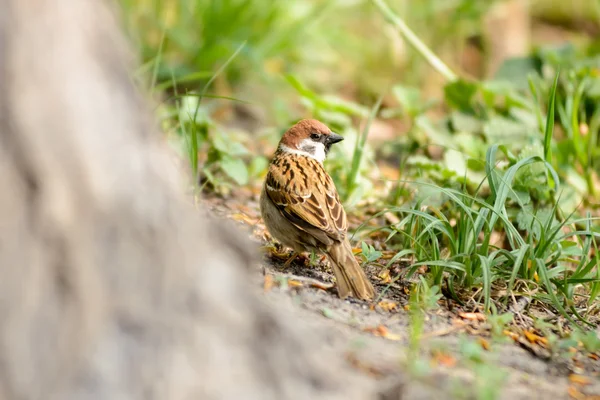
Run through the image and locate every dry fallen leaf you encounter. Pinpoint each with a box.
[380,250,397,260]
[377,299,398,312]
[569,374,592,386]
[310,281,333,291]
[478,337,491,351]
[459,312,486,321]
[567,386,586,400]
[521,330,549,347]
[287,279,303,288]
[230,212,258,225]
[363,325,402,341]
[263,274,274,292]
[504,330,519,341]
[431,351,457,367]
[268,248,290,260]
[523,330,539,343]
[378,269,392,284]
[345,352,387,378]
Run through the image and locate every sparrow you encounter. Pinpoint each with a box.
[260,119,376,300]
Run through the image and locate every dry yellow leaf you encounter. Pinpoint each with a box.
[569,374,591,386]
[310,281,333,291]
[523,330,541,344]
[230,212,257,225]
[503,330,519,341]
[459,312,486,321]
[287,279,303,288]
[432,351,457,367]
[378,269,392,284]
[363,325,402,341]
[263,275,274,292]
[478,337,491,351]
[377,299,398,312]
[567,386,586,400]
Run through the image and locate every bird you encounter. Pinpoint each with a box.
[260,119,376,300]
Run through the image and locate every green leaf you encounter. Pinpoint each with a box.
[212,133,229,153]
[444,79,479,112]
[320,94,369,117]
[361,242,382,263]
[544,71,559,162]
[579,331,600,352]
[451,111,482,133]
[536,259,578,326]
[443,149,467,176]
[393,84,422,116]
[494,56,542,89]
[249,156,269,178]
[483,116,532,144]
[528,75,545,133]
[220,156,248,185]
[286,74,317,99]
[229,142,249,156]
[361,241,369,256]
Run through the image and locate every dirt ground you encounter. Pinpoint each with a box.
[204,191,600,400]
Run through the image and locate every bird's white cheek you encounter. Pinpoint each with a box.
[298,139,326,163]
[313,143,326,163]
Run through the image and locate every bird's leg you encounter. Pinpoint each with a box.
[284,251,299,268]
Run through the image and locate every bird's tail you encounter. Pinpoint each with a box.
[327,240,375,300]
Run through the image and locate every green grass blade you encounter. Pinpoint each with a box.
[386,249,416,268]
[571,78,589,166]
[536,259,577,326]
[507,245,529,302]
[151,30,166,92]
[528,75,545,133]
[192,40,247,124]
[478,255,491,312]
[543,71,559,162]
[347,94,384,198]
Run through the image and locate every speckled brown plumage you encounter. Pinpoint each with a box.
[260,119,375,300]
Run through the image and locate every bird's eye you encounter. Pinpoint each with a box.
[310,133,321,140]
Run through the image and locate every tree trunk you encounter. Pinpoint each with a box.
[0,1,367,399]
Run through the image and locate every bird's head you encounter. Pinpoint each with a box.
[278,119,344,163]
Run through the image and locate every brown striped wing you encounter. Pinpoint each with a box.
[265,153,347,247]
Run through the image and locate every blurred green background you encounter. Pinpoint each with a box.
[118,0,600,207]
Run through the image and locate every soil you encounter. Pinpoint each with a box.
[204,190,600,400]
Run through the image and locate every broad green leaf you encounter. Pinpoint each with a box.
[494,56,542,89]
[220,156,248,185]
[444,79,478,112]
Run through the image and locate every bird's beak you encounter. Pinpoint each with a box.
[327,132,344,145]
